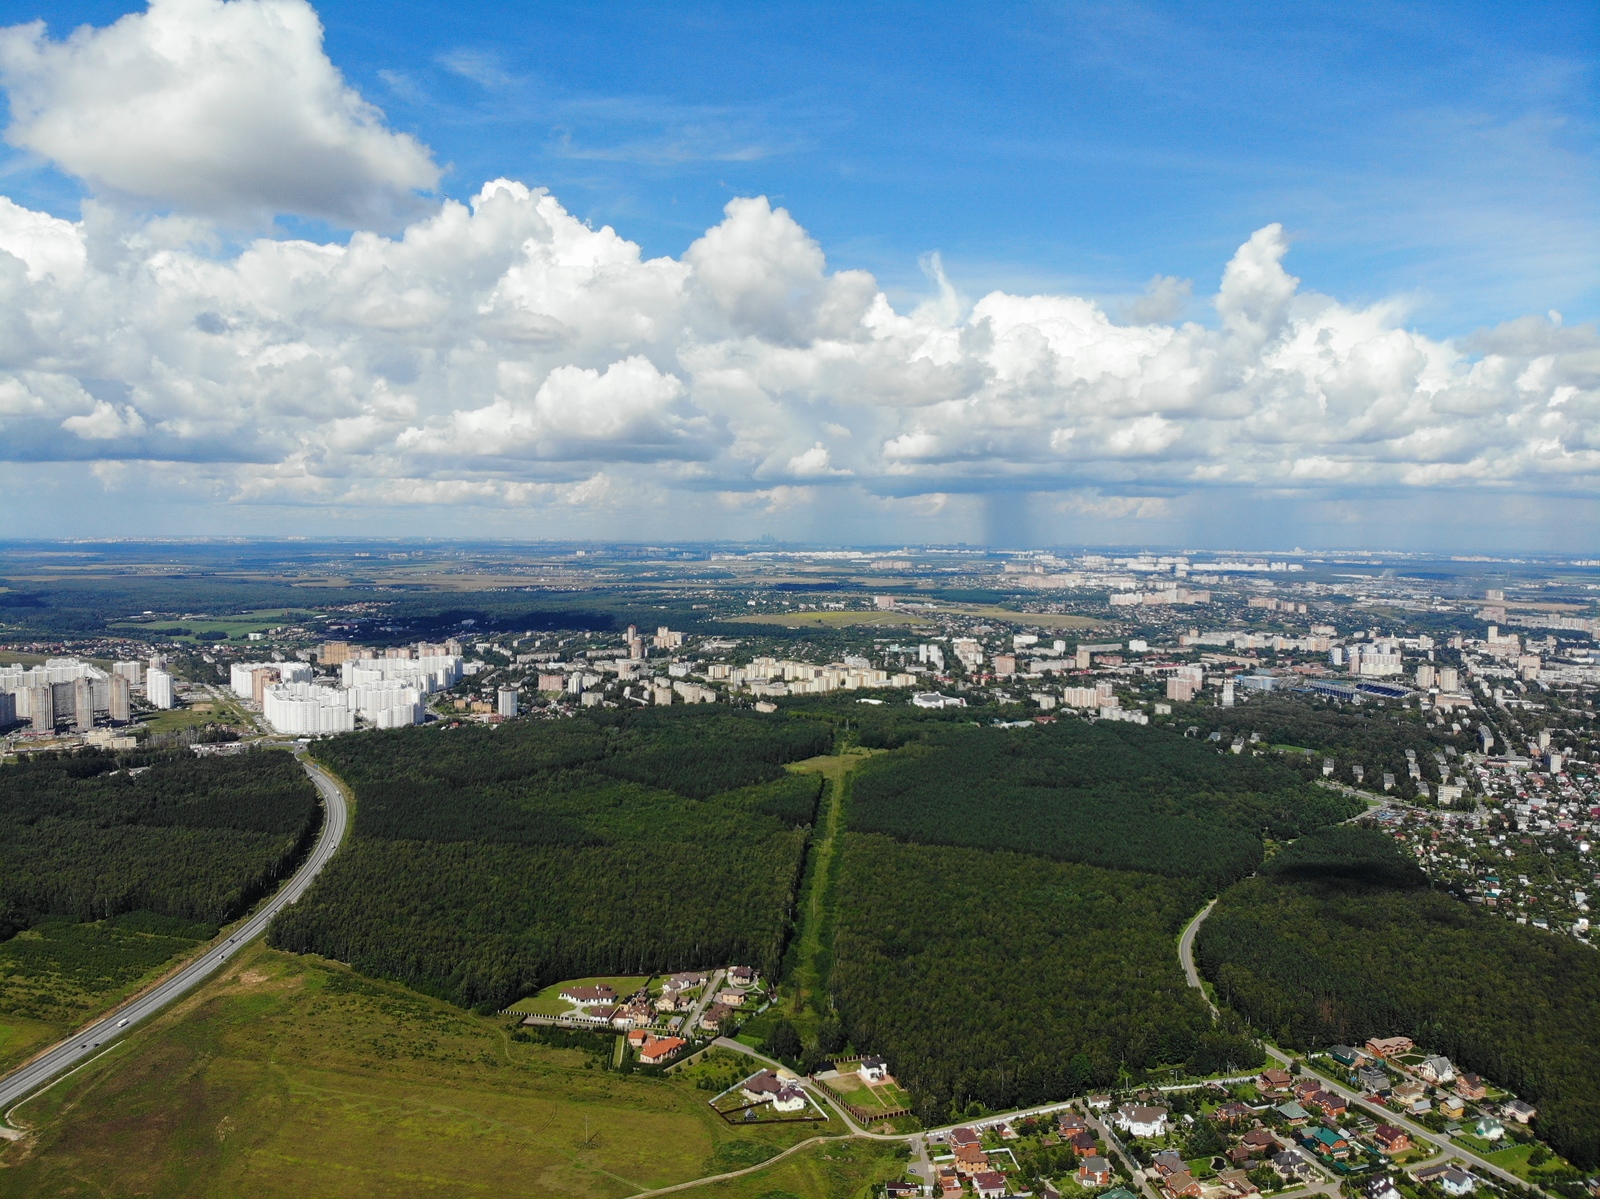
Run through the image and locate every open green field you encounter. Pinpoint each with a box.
[683,1136,906,1199]
[1467,1138,1578,1183]
[0,1013,57,1075]
[110,608,321,643]
[0,913,211,1073]
[138,691,255,736]
[0,651,113,669]
[0,942,842,1198]
[507,976,655,1016]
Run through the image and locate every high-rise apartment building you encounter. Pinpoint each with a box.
[147,669,174,710]
[109,673,131,723]
[28,683,53,731]
[73,676,95,732]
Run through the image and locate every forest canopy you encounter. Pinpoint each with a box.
[831,834,1262,1123]
[0,747,321,938]
[847,721,1359,887]
[270,707,831,1008]
[1197,837,1600,1167]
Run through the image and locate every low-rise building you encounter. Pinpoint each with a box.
[1414,1165,1475,1196]
[1115,1104,1169,1138]
[1372,1125,1411,1154]
[1418,1055,1456,1084]
[973,1170,1008,1199]
[1078,1155,1113,1187]
[1367,1036,1415,1059]
[637,1035,686,1064]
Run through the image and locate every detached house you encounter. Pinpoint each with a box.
[560,984,618,1007]
[637,1035,686,1064]
[1366,1037,1415,1059]
[1259,1068,1294,1094]
[1456,1074,1487,1101]
[973,1170,1009,1199]
[1414,1165,1476,1196]
[858,1056,889,1083]
[1301,1126,1351,1160]
[1162,1171,1202,1199]
[1079,1155,1114,1187]
[1115,1104,1169,1138]
[741,1070,785,1104]
[1418,1056,1456,1084]
[1373,1125,1411,1154]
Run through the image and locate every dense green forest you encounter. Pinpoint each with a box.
[1197,827,1600,1167]
[847,721,1359,886]
[270,708,832,1008]
[0,748,321,936]
[831,834,1263,1122]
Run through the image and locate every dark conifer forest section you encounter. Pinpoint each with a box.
[848,720,1359,886]
[269,708,831,1008]
[0,748,321,938]
[1197,826,1600,1168]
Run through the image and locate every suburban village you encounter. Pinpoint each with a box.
[504,954,1571,1199]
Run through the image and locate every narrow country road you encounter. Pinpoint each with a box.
[0,751,348,1133]
[1177,897,1218,1016]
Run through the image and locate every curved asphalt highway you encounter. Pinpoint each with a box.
[0,752,347,1130]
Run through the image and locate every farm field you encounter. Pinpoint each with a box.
[507,975,655,1016]
[0,942,841,1199]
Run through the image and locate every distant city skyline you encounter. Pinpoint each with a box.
[0,0,1594,548]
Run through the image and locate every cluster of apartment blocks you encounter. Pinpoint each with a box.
[0,656,173,733]
[237,639,467,735]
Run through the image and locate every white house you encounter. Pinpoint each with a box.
[1115,1105,1169,1138]
[858,1057,889,1083]
[773,1085,807,1113]
[1417,1055,1456,1084]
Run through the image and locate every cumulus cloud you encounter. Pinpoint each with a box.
[0,170,1593,524]
[0,0,438,225]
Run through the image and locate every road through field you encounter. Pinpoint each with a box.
[0,751,348,1133]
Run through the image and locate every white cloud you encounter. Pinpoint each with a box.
[0,0,438,225]
[1123,274,1193,325]
[0,167,1592,525]
[62,399,147,440]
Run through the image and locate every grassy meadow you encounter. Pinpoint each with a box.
[0,941,851,1198]
[0,913,212,1073]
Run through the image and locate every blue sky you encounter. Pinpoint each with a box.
[0,0,1595,548]
[8,0,1596,332]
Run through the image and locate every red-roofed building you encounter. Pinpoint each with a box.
[638,1035,686,1063]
